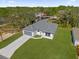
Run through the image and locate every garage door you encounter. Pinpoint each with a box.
[24,31,32,36]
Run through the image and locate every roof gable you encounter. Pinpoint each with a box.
[24,19,58,33]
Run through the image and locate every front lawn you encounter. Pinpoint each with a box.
[11,27,77,59]
[0,32,22,48]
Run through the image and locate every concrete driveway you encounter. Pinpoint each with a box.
[0,55,8,59]
[0,35,31,59]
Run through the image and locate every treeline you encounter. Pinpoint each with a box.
[0,6,79,29]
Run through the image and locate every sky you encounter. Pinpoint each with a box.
[0,0,79,7]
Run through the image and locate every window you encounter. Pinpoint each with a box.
[45,32,50,37]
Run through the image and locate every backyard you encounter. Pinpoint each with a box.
[11,27,77,59]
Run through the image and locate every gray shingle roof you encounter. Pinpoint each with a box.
[24,19,58,34]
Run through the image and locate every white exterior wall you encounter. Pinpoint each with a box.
[40,31,54,39]
[74,40,79,46]
[23,30,54,39]
[36,31,41,35]
[22,30,25,35]
[32,32,36,36]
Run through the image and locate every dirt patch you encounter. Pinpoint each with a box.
[0,33,15,42]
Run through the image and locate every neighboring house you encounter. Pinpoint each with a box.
[23,19,58,39]
[35,12,47,18]
[72,28,79,46]
[35,12,47,22]
[49,16,57,19]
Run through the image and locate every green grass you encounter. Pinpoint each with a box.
[0,32,22,48]
[11,27,77,59]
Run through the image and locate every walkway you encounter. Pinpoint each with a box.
[0,35,31,59]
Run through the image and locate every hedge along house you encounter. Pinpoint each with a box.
[72,28,79,46]
[23,19,58,39]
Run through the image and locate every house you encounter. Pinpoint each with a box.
[49,16,57,20]
[72,28,79,46]
[35,12,47,18]
[35,12,47,22]
[23,19,58,39]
